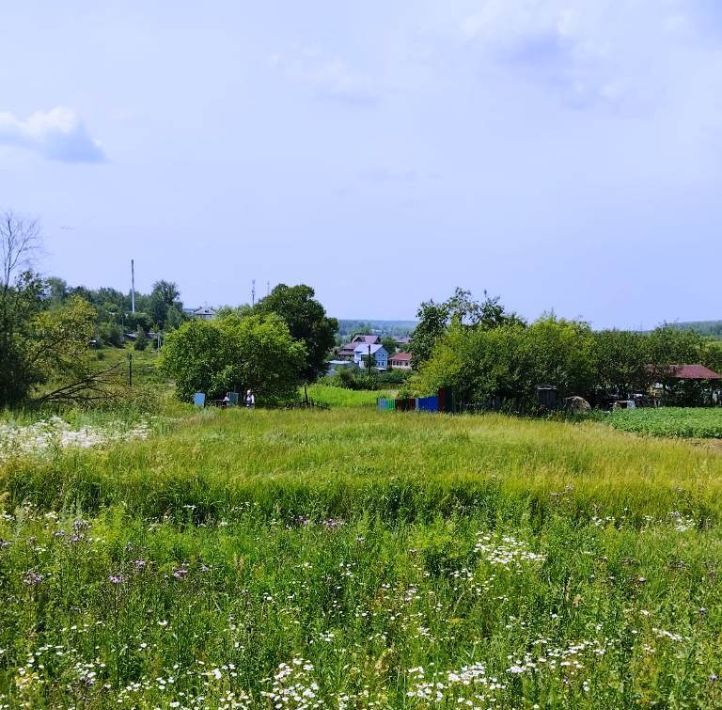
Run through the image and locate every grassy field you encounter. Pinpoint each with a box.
[306,384,396,408]
[1,407,722,707]
[610,407,722,439]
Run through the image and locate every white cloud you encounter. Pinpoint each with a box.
[458,0,722,110]
[272,49,380,105]
[0,107,105,162]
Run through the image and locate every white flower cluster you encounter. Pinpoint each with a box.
[406,662,507,705]
[504,637,608,677]
[261,658,323,709]
[0,417,149,460]
[473,533,546,567]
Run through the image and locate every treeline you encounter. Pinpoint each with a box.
[409,289,722,409]
[667,320,722,338]
[46,277,186,347]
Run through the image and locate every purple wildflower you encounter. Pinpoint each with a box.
[108,573,125,585]
[323,518,345,530]
[23,570,44,586]
[172,566,189,580]
[133,559,147,572]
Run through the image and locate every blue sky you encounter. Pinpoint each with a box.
[1,0,721,327]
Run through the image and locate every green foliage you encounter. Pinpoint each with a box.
[149,280,182,330]
[380,336,397,356]
[409,288,523,367]
[255,283,338,382]
[413,313,719,409]
[125,311,151,333]
[160,313,306,402]
[98,321,124,348]
[0,271,97,407]
[133,328,149,351]
[609,407,722,438]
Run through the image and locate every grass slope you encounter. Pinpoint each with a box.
[1,409,722,707]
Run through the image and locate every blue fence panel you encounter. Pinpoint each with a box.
[416,396,439,412]
[193,392,206,407]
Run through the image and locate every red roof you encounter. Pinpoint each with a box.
[390,351,412,362]
[668,364,722,380]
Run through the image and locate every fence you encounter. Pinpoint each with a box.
[377,388,456,414]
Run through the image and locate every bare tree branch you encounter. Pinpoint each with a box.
[0,210,41,292]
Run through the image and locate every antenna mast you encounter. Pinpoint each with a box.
[131,259,136,314]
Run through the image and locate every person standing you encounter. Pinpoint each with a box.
[245,389,255,408]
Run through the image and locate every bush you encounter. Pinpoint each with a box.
[134,329,149,351]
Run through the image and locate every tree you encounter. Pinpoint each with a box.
[134,327,149,351]
[0,213,109,407]
[409,288,523,367]
[160,313,306,402]
[254,284,338,382]
[0,212,44,406]
[149,280,182,330]
[381,336,397,357]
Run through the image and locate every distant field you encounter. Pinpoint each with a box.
[610,407,722,439]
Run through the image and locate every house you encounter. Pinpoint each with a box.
[191,306,216,320]
[665,364,721,381]
[337,334,381,360]
[650,363,722,406]
[354,343,388,370]
[389,351,412,370]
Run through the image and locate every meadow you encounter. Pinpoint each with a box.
[1,404,722,707]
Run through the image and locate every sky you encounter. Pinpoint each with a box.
[1,0,721,328]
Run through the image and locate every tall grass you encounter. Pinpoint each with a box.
[305,384,396,408]
[1,409,722,706]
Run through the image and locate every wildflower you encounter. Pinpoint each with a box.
[23,571,44,586]
[73,519,89,533]
[133,559,147,572]
[108,574,125,585]
[172,566,189,580]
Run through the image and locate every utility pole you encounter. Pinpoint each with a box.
[131,259,136,314]
[251,279,256,306]
[266,280,270,297]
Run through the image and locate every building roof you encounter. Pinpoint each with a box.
[354,343,385,355]
[351,334,380,344]
[667,364,722,380]
[390,351,412,362]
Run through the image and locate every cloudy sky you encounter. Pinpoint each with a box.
[1,1,721,327]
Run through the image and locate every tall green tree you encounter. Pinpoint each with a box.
[149,280,182,330]
[410,288,523,367]
[254,284,338,381]
[161,313,306,402]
